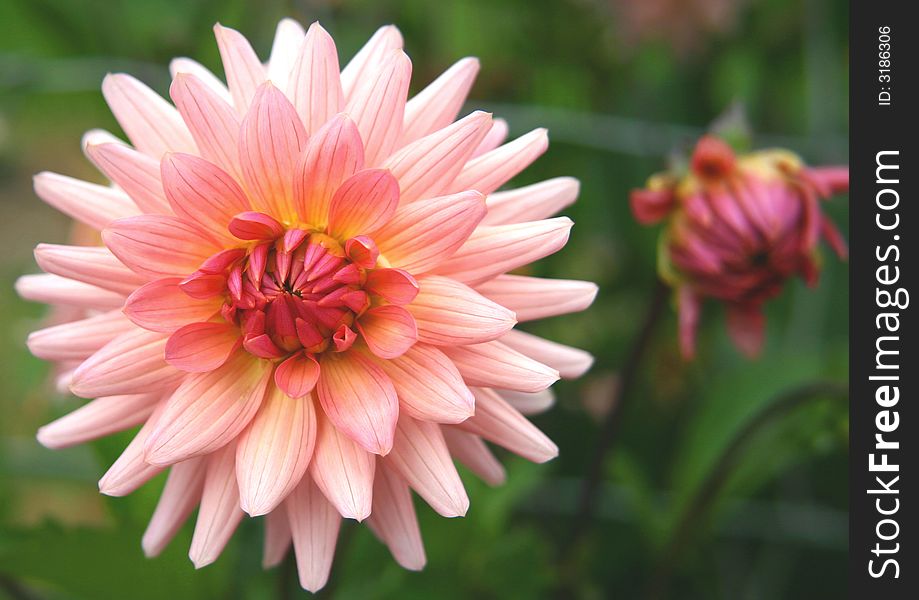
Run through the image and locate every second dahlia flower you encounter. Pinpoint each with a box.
[18,19,597,590]
[631,135,848,358]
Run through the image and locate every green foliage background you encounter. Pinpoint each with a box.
[0,0,848,598]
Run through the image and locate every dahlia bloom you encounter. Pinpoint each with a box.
[630,135,847,358]
[17,19,597,590]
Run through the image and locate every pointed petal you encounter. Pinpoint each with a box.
[27,309,135,362]
[441,427,506,486]
[237,385,317,516]
[34,244,145,296]
[84,140,171,214]
[170,57,232,103]
[286,476,341,592]
[483,176,580,225]
[98,403,166,496]
[37,392,160,449]
[399,57,480,146]
[263,503,293,568]
[103,215,221,278]
[441,340,559,393]
[143,457,207,557]
[458,387,558,463]
[340,25,403,100]
[317,350,398,455]
[364,268,419,305]
[408,275,516,345]
[189,443,245,568]
[34,171,138,230]
[124,277,222,333]
[274,352,321,398]
[327,169,399,239]
[356,304,417,359]
[448,128,548,195]
[144,352,271,465]
[16,274,125,311]
[475,274,597,322]
[500,329,594,379]
[499,388,556,415]
[385,416,469,517]
[367,463,426,570]
[170,73,242,179]
[165,322,240,373]
[288,22,344,135]
[214,23,266,114]
[471,117,508,158]
[726,304,765,358]
[309,411,376,521]
[267,18,306,88]
[677,287,701,360]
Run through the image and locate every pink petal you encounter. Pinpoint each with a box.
[263,503,293,568]
[228,211,285,241]
[161,153,250,243]
[285,475,341,592]
[408,275,516,345]
[441,339,559,393]
[309,411,376,521]
[356,305,417,359]
[143,456,207,557]
[288,22,344,135]
[274,352,321,398]
[239,83,308,220]
[33,171,138,230]
[441,427,506,486]
[15,274,125,311]
[483,176,580,225]
[364,268,419,305]
[344,50,412,167]
[236,384,317,516]
[340,25,403,100]
[326,169,400,239]
[373,343,474,424]
[189,443,245,568]
[144,351,271,466]
[472,117,508,158]
[317,350,399,455]
[399,57,480,146]
[630,187,676,225]
[34,244,146,296]
[214,23,266,114]
[500,329,594,379]
[267,18,306,88]
[170,57,231,103]
[475,274,597,322]
[98,402,167,496]
[165,321,241,373]
[101,73,196,158]
[385,416,469,517]
[726,304,766,358]
[83,140,171,214]
[70,328,183,398]
[499,388,556,415]
[366,463,426,570]
[433,217,573,285]
[170,73,242,179]
[294,114,365,228]
[458,387,558,463]
[448,128,549,195]
[385,110,492,204]
[678,287,701,360]
[37,392,160,449]
[27,309,135,362]
[124,277,222,333]
[103,215,220,278]
[374,190,486,274]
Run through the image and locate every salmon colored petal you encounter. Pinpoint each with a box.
[237,384,317,516]
[433,217,573,285]
[27,309,135,362]
[327,169,400,239]
[98,402,167,496]
[340,25,403,100]
[309,411,376,521]
[285,475,341,593]
[483,176,580,225]
[344,50,411,167]
[441,339,559,393]
[165,322,241,373]
[448,128,548,195]
[263,503,293,568]
[294,114,365,228]
[399,57,480,147]
[124,277,222,333]
[374,190,486,274]
[33,171,138,230]
[70,328,183,398]
[472,117,508,158]
[385,416,469,517]
[385,110,492,204]
[103,215,221,278]
[364,268,419,305]
[408,275,516,345]
[37,392,160,449]
[499,388,556,415]
[629,187,675,225]
[189,443,245,568]
[317,350,398,455]
[170,57,231,103]
[500,329,594,379]
[15,274,125,311]
[144,351,271,466]
[170,73,242,179]
[33,244,146,296]
[267,18,306,88]
[228,211,285,241]
[441,427,506,486]
[274,352,321,398]
[84,140,171,215]
[373,343,474,424]
[142,456,207,557]
[101,73,196,158]
[214,23,266,114]
[288,22,344,135]
[367,463,426,570]
[239,83,308,220]
[161,153,250,242]
[475,274,597,322]
[356,305,417,359]
[458,387,558,463]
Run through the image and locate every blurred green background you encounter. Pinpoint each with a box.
[0,0,848,598]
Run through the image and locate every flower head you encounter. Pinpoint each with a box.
[18,19,596,590]
[630,135,848,358]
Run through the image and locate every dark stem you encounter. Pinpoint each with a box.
[277,550,295,600]
[0,575,42,600]
[645,380,848,600]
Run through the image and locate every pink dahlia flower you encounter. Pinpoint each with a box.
[18,19,597,590]
[630,135,848,359]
